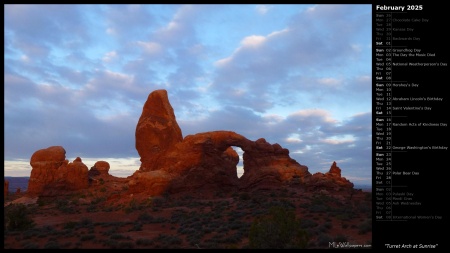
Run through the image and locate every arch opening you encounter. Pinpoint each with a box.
[230,146,244,178]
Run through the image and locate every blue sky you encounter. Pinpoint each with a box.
[4,4,372,185]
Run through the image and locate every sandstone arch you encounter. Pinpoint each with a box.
[25,89,354,198]
[129,130,312,195]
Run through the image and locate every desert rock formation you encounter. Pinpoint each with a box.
[135,89,183,171]
[88,161,111,177]
[26,89,355,198]
[27,146,89,197]
[308,161,354,191]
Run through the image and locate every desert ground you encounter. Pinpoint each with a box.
[4,183,372,249]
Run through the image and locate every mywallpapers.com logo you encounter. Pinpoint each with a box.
[329,242,372,249]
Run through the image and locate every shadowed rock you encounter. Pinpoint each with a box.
[4,180,9,198]
[88,161,111,177]
[129,129,311,195]
[307,161,354,191]
[27,146,89,197]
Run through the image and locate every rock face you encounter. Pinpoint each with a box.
[25,89,356,198]
[88,161,111,177]
[4,180,9,198]
[135,89,183,171]
[129,130,312,195]
[129,90,313,196]
[307,161,354,191]
[27,146,89,197]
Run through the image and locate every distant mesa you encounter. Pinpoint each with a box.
[22,89,355,198]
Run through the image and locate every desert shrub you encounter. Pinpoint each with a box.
[4,203,35,231]
[129,222,143,231]
[334,234,348,242]
[316,233,333,247]
[80,234,96,241]
[137,213,154,222]
[158,234,182,246]
[91,196,107,205]
[187,233,202,246]
[249,206,309,249]
[62,242,72,248]
[79,218,93,227]
[118,241,134,249]
[44,241,60,249]
[215,191,225,198]
[103,205,114,212]
[63,221,78,230]
[103,227,117,236]
[300,219,318,229]
[358,218,372,234]
[202,242,219,249]
[22,229,39,239]
[311,194,333,205]
[317,221,332,232]
[103,239,119,248]
[336,213,351,221]
[264,199,296,210]
[136,238,154,246]
[55,199,73,213]
[203,227,213,233]
[110,233,126,240]
[124,199,141,213]
[229,220,245,230]
[37,198,48,207]
[223,232,242,244]
[21,241,39,249]
[150,196,166,207]
[309,204,328,213]
[357,202,371,213]
[239,192,250,200]
[74,241,82,248]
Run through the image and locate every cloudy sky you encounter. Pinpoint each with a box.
[4,4,372,185]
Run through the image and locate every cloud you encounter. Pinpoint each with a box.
[4,5,371,184]
[102,51,118,63]
[256,5,272,15]
[104,4,155,40]
[136,41,163,55]
[5,4,92,57]
[210,5,370,116]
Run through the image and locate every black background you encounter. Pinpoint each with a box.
[372,1,448,249]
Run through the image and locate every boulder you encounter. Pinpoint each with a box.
[88,161,111,177]
[27,147,89,197]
